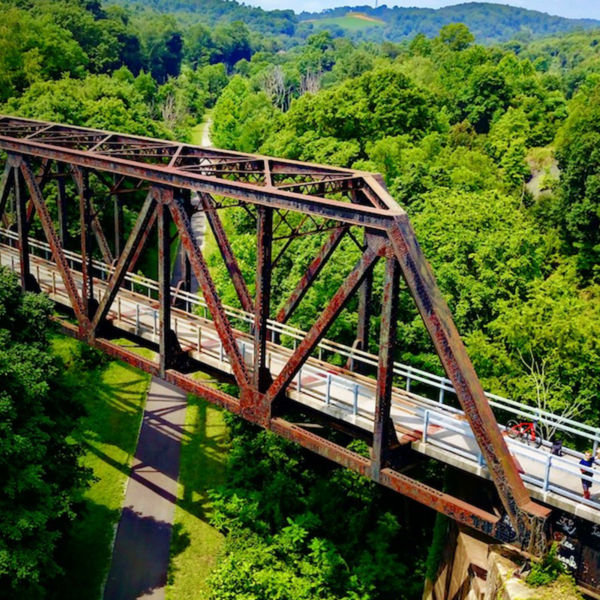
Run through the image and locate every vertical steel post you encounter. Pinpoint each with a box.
[114,194,123,258]
[77,168,95,318]
[57,172,68,247]
[356,265,373,355]
[181,190,192,293]
[372,255,400,480]
[253,205,273,392]
[158,196,171,377]
[15,165,32,290]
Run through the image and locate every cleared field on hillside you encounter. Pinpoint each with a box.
[304,12,385,31]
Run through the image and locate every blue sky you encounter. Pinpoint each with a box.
[248,1,600,19]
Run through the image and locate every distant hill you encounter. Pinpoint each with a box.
[300,2,600,43]
[113,0,600,43]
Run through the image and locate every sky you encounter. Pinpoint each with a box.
[248,0,600,20]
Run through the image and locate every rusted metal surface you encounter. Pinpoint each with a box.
[265,244,383,404]
[276,226,346,324]
[270,418,501,536]
[15,163,33,291]
[73,166,95,320]
[387,215,550,545]
[20,157,87,328]
[0,162,12,226]
[158,193,172,376]
[90,191,156,333]
[169,194,250,391]
[371,256,401,480]
[1,115,553,552]
[253,205,273,392]
[199,192,253,313]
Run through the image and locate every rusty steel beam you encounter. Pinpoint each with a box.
[0,115,550,548]
[0,117,398,230]
[276,226,347,324]
[198,192,253,313]
[0,162,13,227]
[269,419,500,537]
[386,215,549,540]
[169,195,250,390]
[56,171,68,247]
[129,209,157,274]
[372,256,401,479]
[265,244,383,404]
[19,158,88,328]
[73,166,95,319]
[253,206,273,392]
[71,166,114,265]
[57,316,502,541]
[158,194,172,377]
[89,191,157,334]
[15,165,32,291]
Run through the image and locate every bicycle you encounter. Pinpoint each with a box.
[506,419,543,448]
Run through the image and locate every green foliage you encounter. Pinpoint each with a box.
[526,544,564,587]
[207,416,427,599]
[555,81,600,280]
[0,268,90,597]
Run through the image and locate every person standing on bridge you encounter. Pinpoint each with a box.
[580,450,595,500]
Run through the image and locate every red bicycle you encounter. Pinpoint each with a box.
[506,419,543,448]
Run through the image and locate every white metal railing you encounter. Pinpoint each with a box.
[2,229,600,511]
[423,409,600,510]
[2,226,597,452]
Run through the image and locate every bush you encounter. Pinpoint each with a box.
[526,543,564,587]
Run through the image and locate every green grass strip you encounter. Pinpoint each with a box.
[166,373,228,600]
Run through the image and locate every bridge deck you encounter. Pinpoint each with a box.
[2,233,599,524]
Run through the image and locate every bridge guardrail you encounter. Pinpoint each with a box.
[1,228,599,454]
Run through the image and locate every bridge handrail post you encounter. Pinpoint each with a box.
[326,373,332,405]
[438,384,445,404]
[135,304,140,335]
[593,434,600,456]
[423,410,430,443]
[197,324,202,352]
[153,309,157,336]
[52,270,56,295]
[219,340,224,363]
[406,367,411,392]
[543,454,552,492]
[353,384,358,416]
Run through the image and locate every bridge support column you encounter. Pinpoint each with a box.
[14,163,37,292]
[354,265,373,369]
[158,194,174,378]
[372,255,401,479]
[113,192,123,258]
[253,205,273,394]
[57,170,68,248]
[74,167,97,321]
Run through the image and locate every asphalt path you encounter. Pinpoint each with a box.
[103,378,187,600]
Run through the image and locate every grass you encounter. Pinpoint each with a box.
[305,12,384,31]
[166,371,229,600]
[51,335,152,600]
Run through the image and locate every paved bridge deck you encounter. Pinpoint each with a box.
[2,230,599,525]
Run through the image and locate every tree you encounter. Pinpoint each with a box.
[555,81,600,280]
[0,268,89,597]
[437,23,474,51]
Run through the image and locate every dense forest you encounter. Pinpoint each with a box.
[1,0,600,597]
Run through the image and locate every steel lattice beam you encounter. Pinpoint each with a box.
[0,115,552,551]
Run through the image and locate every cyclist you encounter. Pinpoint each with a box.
[579,450,595,500]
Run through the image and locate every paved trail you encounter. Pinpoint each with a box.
[104,120,212,599]
[103,379,187,599]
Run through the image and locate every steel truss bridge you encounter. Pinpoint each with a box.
[1,116,599,572]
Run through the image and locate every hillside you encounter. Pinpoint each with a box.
[301,2,600,43]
